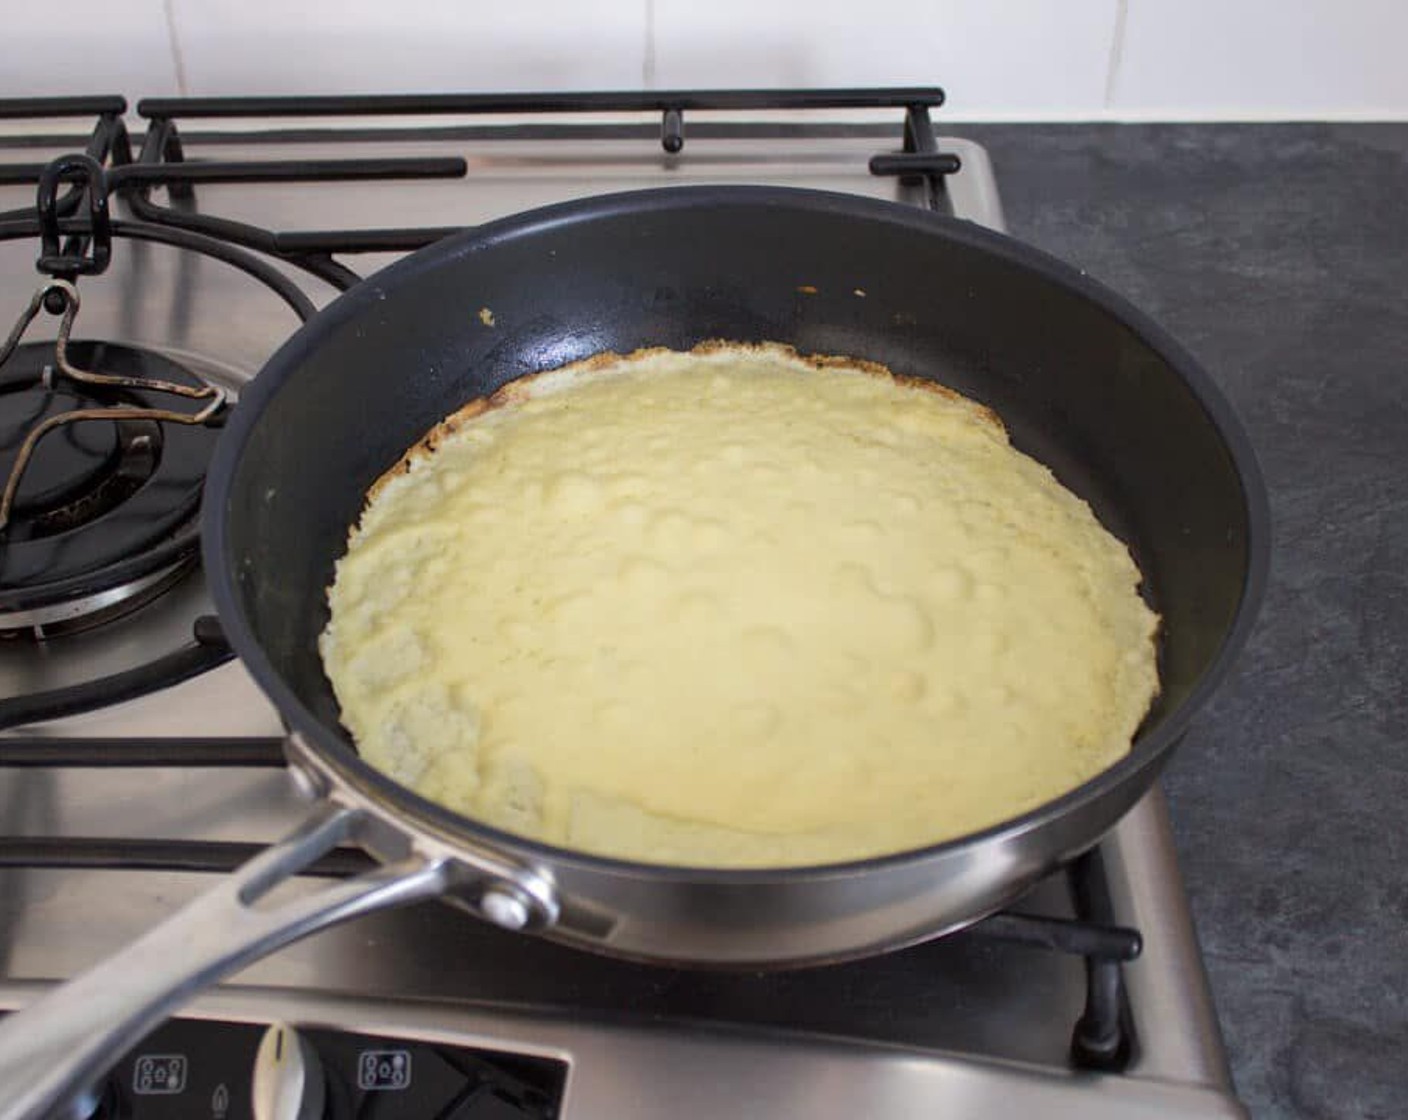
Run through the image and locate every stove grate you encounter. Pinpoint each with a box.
[121,88,959,293]
[0,97,130,224]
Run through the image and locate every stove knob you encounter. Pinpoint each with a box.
[253,1023,326,1120]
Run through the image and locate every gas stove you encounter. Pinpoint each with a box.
[0,91,1245,1119]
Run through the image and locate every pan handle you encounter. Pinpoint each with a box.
[0,803,450,1120]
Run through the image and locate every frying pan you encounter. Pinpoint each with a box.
[0,186,1267,1120]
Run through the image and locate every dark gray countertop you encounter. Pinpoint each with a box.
[949,123,1406,1120]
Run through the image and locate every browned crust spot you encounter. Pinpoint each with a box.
[365,396,493,504]
[356,340,1006,529]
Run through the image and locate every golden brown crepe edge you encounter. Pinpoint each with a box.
[362,340,1007,510]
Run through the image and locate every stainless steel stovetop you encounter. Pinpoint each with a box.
[0,95,1245,1118]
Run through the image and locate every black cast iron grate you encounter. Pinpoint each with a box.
[1,88,960,299]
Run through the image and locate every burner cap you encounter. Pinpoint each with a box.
[0,388,121,514]
[0,340,220,627]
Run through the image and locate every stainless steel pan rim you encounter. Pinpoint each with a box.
[281,686,1174,885]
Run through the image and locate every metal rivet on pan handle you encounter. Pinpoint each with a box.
[480,884,535,930]
[286,763,328,801]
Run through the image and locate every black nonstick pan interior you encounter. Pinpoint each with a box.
[210,186,1263,811]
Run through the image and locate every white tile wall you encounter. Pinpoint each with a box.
[169,0,647,96]
[1109,0,1407,119]
[1,0,1406,119]
[652,0,1120,119]
[1,0,179,102]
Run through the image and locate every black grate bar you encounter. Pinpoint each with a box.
[0,615,231,734]
[0,837,372,877]
[972,911,1141,963]
[121,118,378,292]
[0,96,127,119]
[162,122,938,146]
[108,156,467,188]
[0,737,286,768]
[0,630,231,734]
[113,201,362,290]
[121,87,943,273]
[0,163,51,185]
[880,103,950,209]
[0,215,320,318]
[1067,849,1138,1070]
[869,152,962,176]
[1075,958,1128,1067]
[273,226,463,253]
[139,88,944,120]
[0,105,130,226]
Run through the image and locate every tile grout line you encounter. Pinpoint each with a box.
[1104,0,1129,111]
[642,0,657,89]
[162,0,190,96]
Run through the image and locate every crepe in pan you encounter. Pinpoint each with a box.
[320,343,1160,868]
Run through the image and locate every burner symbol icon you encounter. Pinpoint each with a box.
[357,1049,412,1090]
[133,1054,187,1095]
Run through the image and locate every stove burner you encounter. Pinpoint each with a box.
[1,362,164,541]
[1,385,122,516]
[0,338,222,632]
[0,556,195,637]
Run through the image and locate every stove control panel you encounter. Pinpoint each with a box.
[88,1018,567,1119]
